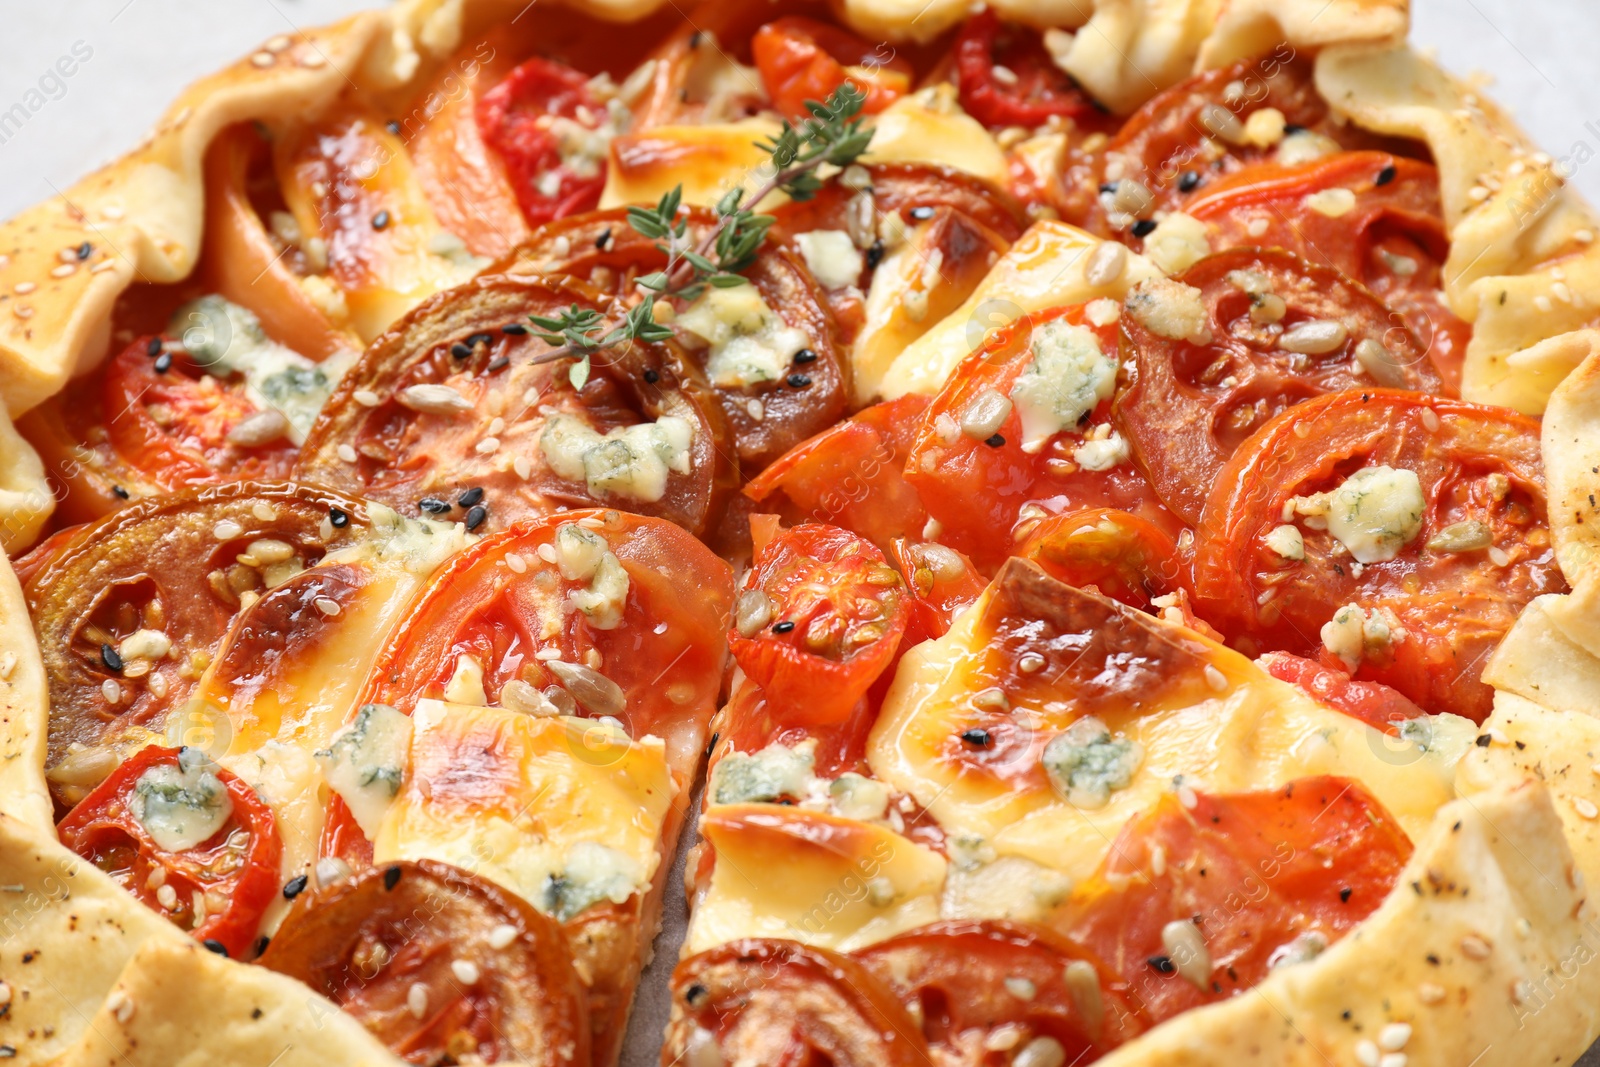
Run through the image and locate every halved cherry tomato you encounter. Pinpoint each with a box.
[887,537,985,648]
[1116,248,1442,525]
[729,524,909,726]
[494,207,849,474]
[743,395,930,553]
[1194,389,1564,720]
[1017,508,1183,611]
[1186,152,1471,391]
[1054,776,1412,1027]
[57,745,281,959]
[954,11,1106,130]
[904,304,1177,572]
[665,939,931,1067]
[477,56,609,225]
[1258,651,1425,734]
[296,273,737,538]
[855,920,1145,1059]
[262,859,590,1065]
[752,17,912,121]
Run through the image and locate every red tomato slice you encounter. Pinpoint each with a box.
[751,17,911,121]
[711,677,882,783]
[743,395,931,554]
[904,304,1177,573]
[1193,389,1565,720]
[1055,776,1412,1028]
[854,920,1146,1059]
[57,745,282,959]
[1257,651,1425,734]
[1115,248,1442,525]
[887,537,985,648]
[102,336,299,489]
[1017,508,1184,611]
[476,56,608,225]
[954,10,1107,130]
[1186,152,1472,391]
[729,524,909,726]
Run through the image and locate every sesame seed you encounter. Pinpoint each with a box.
[337,444,359,463]
[147,337,164,356]
[1417,982,1446,1005]
[1379,1023,1412,1051]
[353,389,381,406]
[506,552,527,574]
[266,34,293,52]
[787,374,812,388]
[383,865,402,890]
[1379,1055,1407,1067]
[960,728,992,747]
[772,620,796,634]
[313,597,341,616]
[487,355,509,373]
[50,264,74,279]
[1178,170,1202,192]
[14,282,35,295]
[1355,1039,1380,1067]
[488,924,518,949]
[298,51,327,69]
[283,874,308,899]
[513,455,532,479]
[1203,664,1227,691]
[793,348,818,364]
[156,883,178,909]
[465,504,488,530]
[57,247,78,263]
[154,353,172,374]
[1375,164,1398,186]
[458,487,484,507]
[451,342,473,359]
[12,306,32,319]
[643,368,659,384]
[372,210,391,231]
[214,519,244,540]
[407,983,429,1019]
[1177,784,1198,809]
[1460,934,1492,959]
[502,323,528,335]
[1130,218,1157,238]
[107,990,135,1024]
[985,433,1005,447]
[329,506,349,528]
[101,644,124,672]
[1574,797,1598,820]
[91,260,116,273]
[450,959,481,985]
[419,497,450,514]
[909,206,935,220]
[203,939,229,956]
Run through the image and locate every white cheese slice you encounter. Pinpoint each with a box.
[540,412,694,503]
[677,282,809,388]
[314,703,413,838]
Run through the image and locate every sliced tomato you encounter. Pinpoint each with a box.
[904,304,1177,573]
[665,939,931,1067]
[476,55,608,225]
[954,11,1107,130]
[1055,776,1412,1027]
[769,163,1028,248]
[1017,508,1184,611]
[729,524,909,726]
[744,395,931,553]
[752,17,911,120]
[887,537,985,648]
[1193,389,1564,720]
[57,745,281,959]
[1258,651,1425,734]
[1116,248,1442,525]
[855,920,1145,1059]
[261,859,589,1064]
[296,273,737,538]
[1186,152,1471,391]
[712,676,883,783]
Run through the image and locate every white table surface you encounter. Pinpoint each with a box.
[1,3,1596,1066]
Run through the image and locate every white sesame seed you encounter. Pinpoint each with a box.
[1177,784,1198,809]
[1576,229,1596,244]
[1487,546,1511,567]
[102,205,125,220]
[1420,407,1440,431]
[353,389,381,407]
[313,597,341,616]
[1417,982,1446,1004]
[505,553,527,574]
[107,989,135,1024]
[1355,1039,1381,1067]
[1203,665,1228,692]
[253,503,278,521]
[50,264,75,279]
[337,444,359,463]
[513,455,532,479]
[1461,934,1492,959]
[251,52,276,68]
[1379,1023,1412,1051]
[1379,1055,1407,1067]
[214,519,244,540]
[1247,217,1270,238]
[91,260,116,273]
[266,34,293,52]
[156,883,178,909]
[57,248,79,264]
[451,959,481,985]
[1279,319,1350,355]
[1468,185,1490,202]
[536,543,559,563]
[406,982,429,1019]
[488,923,518,949]
[0,652,13,680]
[1534,295,1553,313]
[1574,797,1598,820]
[1084,241,1129,287]
[399,383,473,416]
[487,417,506,436]
[14,282,36,295]
[13,306,32,319]
[475,437,501,454]
[298,51,327,69]
[0,981,11,1007]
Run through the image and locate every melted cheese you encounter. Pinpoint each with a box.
[375,701,674,921]
[867,595,1475,887]
[601,121,785,211]
[687,804,946,954]
[861,85,1008,188]
[880,221,1162,399]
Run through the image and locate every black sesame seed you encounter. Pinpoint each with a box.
[383,865,402,890]
[595,227,612,250]
[502,323,529,336]
[0,1045,16,1058]
[153,352,172,374]
[984,433,1005,447]
[787,374,812,388]
[458,487,485,508]
[1178,170,1202,193]
[688,30,705,48]
[203,939,229,957]
[772,620,796,634]
[960,728,991,747]
[451,342,473,359]
[1131,219,1158,238]
[101,644,124,672]
[283,874,308,900]
[254,936,272,956]
[419,497,451,514]
[76,241,93,260]
[112,485,130,500]
[147,338,164,357]
[372,210,391,231]
[793,348,817,364]
[1148,955,1176,974]
[1099,183,1118,195]
[865,239,885,271]
[487,355,510,373]
[386,120,402,135]
[465,504,488,531]
[467,333,494,350]
[1475,734,1492,747]
[329,506,350,528]
[1375,164,1398,187]
[685,982,709,1006]
[1284,124,1307,135]
[1339,887,1353,903]
[643,367,660,384]
[909,206,935,221]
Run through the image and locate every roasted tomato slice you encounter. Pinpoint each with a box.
[855,920,1144,1061]
[954,10,1106,130]
[1257,651,1425,734]
[495,207,847,473]
[665,939,931,1067]
[1185,152,1471,391]
[729,523,909,726]
[904,304,1176,573]
[1054,776,1413,1028]
[888,537,986,648]
[1193,389,1564,720]
[296,273,737,537]
[1017,508,1184,611]
[744,394,930,553]
[477,55,610,226]
[1116,248,1442,525]
[25,483,368,805]
[261,859,589,1065]
[57,745,281,959]
[752,16,911,120]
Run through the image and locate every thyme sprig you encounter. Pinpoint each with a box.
[530,81,872,387]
